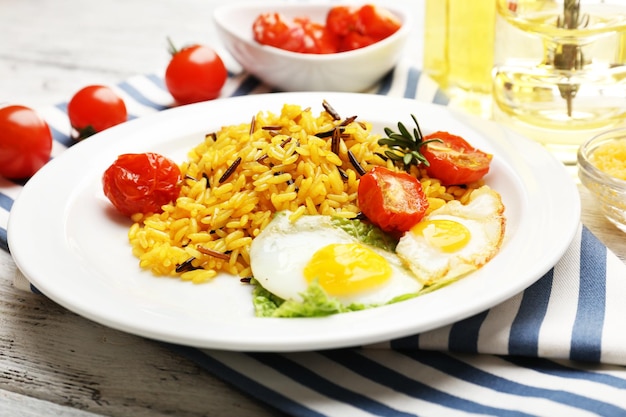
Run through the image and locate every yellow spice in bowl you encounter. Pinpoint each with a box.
[590,141,626,181]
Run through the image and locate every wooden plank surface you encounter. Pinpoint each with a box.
[0,1,289,415]
[1,0,226,108]
[0,251,281,416]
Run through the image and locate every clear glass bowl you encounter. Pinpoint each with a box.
[578,127,626,232]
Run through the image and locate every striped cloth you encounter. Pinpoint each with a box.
[3,63,626,416]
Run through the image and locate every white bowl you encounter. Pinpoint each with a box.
[213,1,411,92]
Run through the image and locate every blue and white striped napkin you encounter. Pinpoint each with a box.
[3,63,626,416]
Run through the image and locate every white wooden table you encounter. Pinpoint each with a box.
[1,0,624,416]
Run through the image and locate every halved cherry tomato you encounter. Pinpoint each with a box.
[421,131,492,186]
[357,166,429,234]
[354,5,402,42]
[336,31,375,52]
[0,105,53,179]
[327,4,401,51]
[253,5,401,54]
[253,14,339,54]
[67,85,127,140]
[325,6,358,37]
[165,43,228,105]
[295,17,339,54]
[253,13,307,52]
[102,152,182,216]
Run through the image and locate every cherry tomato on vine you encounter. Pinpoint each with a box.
[67,85,128,140]
[165,41,228,105]
[0,105,53,179]
[357,166,429,235]
[421,131,492,186]
[102,152,182,217]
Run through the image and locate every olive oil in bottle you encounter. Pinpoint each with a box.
[423,0,497,117]
[492,0,626,157]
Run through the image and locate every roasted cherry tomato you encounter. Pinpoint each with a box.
[357,166,429,234]
[102,152,182,216]
[0,105,53,179]
[421,131,492,186]
[67,85,128,140]
[165,43,228,105]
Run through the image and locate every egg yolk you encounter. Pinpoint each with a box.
[303,243,392,296]
[411,219,471,252]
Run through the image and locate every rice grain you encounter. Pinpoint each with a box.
[128,103,480,283]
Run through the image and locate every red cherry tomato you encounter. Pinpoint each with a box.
[102,152,182,217]
[253,14,339,54]
[357,166,429,235]
[421,131,492,186]
[253,13,307,52]
[325,6,358,37]
[354,5,402,42]
[327,5,401,52]
[253,5,401,54]
[67,85,128,140]
[0,105,53,179]
[295,18,339,54]
[336,31,376,52]
[165,43,228,105]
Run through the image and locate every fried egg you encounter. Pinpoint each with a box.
[395,186,506,286]
[249,211,423,306]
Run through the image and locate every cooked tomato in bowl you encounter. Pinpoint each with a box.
[252,4,402,54]
[213,2,411,92]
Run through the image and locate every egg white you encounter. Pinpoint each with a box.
[395,186,506,286]
[249,211,423,306]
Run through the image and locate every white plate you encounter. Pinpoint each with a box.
[8,92,580,351]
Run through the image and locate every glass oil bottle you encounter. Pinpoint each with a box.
[492,0,626,159]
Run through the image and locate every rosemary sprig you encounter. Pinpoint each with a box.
[377,114,441,171]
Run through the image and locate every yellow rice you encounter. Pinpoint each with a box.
[128,103,481,283]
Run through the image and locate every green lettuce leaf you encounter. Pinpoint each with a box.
[330,217,398,252]
[252,279,367,318]
[251,278,425,318]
